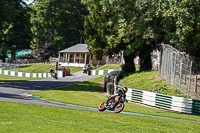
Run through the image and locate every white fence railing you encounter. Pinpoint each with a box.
[159,44,200,99]
[115,85,200,115]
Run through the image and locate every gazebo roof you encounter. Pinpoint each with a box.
[59,44,89,53]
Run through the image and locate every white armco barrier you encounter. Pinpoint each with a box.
[115,85,200,115]
[0,69,51,78]
[89,69,118,75]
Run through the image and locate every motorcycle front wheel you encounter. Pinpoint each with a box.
[114,103,124,113]
[98,102,106,112]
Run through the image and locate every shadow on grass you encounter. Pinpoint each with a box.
[0,79,102,93]
[19,64,32,68]
[56,81,102,92]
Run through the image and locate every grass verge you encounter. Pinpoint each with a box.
[119,70,181,97]
[16,63,82,73]
[32,76,200,122]
[0,101,200,133]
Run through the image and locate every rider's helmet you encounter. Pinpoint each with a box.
[123,87,128,93]
[117,87,128,94]
[49,68,53,72]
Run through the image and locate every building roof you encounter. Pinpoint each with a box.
[59,44,89,53]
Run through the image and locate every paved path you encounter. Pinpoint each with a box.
[0,71,98,104]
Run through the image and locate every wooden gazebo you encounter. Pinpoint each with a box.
[58,44,105,67]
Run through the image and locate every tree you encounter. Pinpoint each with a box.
[159,0,200,57]
[36,32,53,63]
[30,0,88,58]
[0,0,16,62]
[82,0,136,76]
[0,0,32,62]
[82,0,156,75]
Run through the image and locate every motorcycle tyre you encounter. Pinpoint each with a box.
[55,73,58,79]
[98,102,106,112]
[114,103,124,113]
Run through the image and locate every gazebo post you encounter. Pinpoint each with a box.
[68,53,70,63]
[85,54,87,64]
[58,53,60,61]
[74,53,76,63]
[65,53,67,62]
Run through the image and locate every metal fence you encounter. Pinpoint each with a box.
[105,58,122,64]
[6,58,50,64]
[0,62,19,71]
[159,44,200,99]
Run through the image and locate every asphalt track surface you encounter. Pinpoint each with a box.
[0,71,98,104]
[0,71,200,124]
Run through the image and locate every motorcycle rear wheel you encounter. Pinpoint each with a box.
[114,103,124,113]
[98,102,106,111]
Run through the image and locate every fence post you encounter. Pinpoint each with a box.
[170,48,173,84]
[179,59,183,92]
[187,61,192,97]
[195,76,198,94]
[173,53,177,87]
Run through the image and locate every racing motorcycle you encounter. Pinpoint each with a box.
[49,68,58,79]
[98,88,128,113]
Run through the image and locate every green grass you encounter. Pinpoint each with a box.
[0,63,82,82]
[94,64,121,70]
[0,74,43,82]
[94,64,140,72]
[0,101,200,133]
[32,76,200,122]
[32,76,106,108]
[119,70,181,97]
[15,63,82,73]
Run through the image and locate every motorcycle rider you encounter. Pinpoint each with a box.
[49,68,58,79]
[105,87,128,108]
[83,64,92,74]
[49,68,55,73]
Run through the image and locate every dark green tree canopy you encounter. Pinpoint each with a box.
[30,0,88,59]
[0,0,32,62]
[82,0,200,75]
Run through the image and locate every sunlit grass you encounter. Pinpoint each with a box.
[119,70,181,96]
[94,64,121,70]
[32,75,200,122]
[0,101,199,133]
[15,63,82,73]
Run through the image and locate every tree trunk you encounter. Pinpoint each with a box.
[139,45,152,71]
[11,49,16,63]
[1,50,7,62]
[120,53,136,78]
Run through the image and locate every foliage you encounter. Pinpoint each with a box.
[82,0,200,75]
[0,0,32,62]
[152,85,167,93]
[160,0,200,56]
[30,0,88,58]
